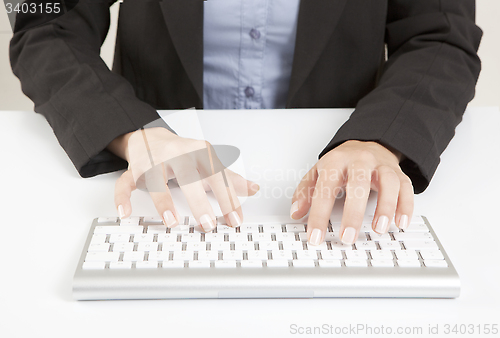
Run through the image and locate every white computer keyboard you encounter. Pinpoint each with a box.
[73,215,459,300]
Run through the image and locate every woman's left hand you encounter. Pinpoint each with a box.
[290,140,414,246]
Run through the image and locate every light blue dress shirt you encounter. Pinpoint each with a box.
[203,0,301,109]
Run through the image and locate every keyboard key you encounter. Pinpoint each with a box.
[156,234,178,243]
[419,250,445,260]
[266,260,289,268]
[395,250,419,260]
[88,243,110,252]
[204,233,226,242]
[274,233,296,242]
[397,260,422,268]
[234,242,256,251]
[370,260,394,267]
[161,242,182,251]
[222,250,243,261]
[346,251,368,260]
[369,233,392,242]
[257,241,280,251]
[173,251,194,261]
[293,260,316,268]
[147,225,168,234]
[133,233,155,243]
[296,250,318,260]
[122,251,145,262]
[85,252,120,262]
[404,223,430,233]
[214,261,237,268]
[97,217,118,224]
[181,233,202,243]
[324,232,337,241]
[209,242,231,251]
[137,242,158,252]
[148,251,169,261]
[112,242,134,252]
[403,240,438,250]
[227,233,249,242]
[247,251,269,261]
[197,251,219,261]
[241,260,264,268]
[392,232,433,241]
[89,234,107,245]
[161,261,185,268]
[286,224,306,232]
[216,216,227,225]
[188,261,211,268]
[329,240,354,250]
[298,232,309,241]
[216,225,235,233]
[318,260,341,268]
[251,233,272,242]
[369,251,393,260]
[262,224,282,233]
[82,261,105,270]
[378,241,402,250]
[186,242,207,251]
[355,241,377,250]
[239,224,260,233]
[271,250,293,260]
[345,259,368,267]
[320,250,343,260]
[120,217,140,226]
[135,261,159,269]
[109,234,131,243]
[423,260,448,268]
[94,226,143,235]
[282,241,304,251]
[143,216,163,224]
[109,261,132,269]
[306,241,328,250]
[169,224,191,232]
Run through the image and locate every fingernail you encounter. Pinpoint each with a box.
[200,214,215,232]
[399,214,409,230]
[163,210,177,228]
[309,228,323,246]
[250,182,260,191]
[341,227,357,245]
[375,215,389,234]
[228,211,241,227]
[118,205,125,219]
[290,201,299,219]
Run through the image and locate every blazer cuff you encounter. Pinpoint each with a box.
[317,114,438,194]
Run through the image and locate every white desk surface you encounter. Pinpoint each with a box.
[1,108,499,338]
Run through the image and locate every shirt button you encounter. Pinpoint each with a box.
[249,28,261,40]
[244,86,255,98]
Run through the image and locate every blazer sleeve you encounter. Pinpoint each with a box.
[318,0,483,193]
[10,0,170,178]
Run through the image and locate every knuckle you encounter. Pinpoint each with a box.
[355,149,376,163]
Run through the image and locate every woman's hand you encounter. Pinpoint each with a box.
[108,127,259,231]
[290,140,414,246]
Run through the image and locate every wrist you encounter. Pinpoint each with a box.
[107,131,134,161]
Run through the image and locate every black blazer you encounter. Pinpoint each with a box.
[10,0,482,193]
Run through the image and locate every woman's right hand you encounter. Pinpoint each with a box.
[108,127,259,231]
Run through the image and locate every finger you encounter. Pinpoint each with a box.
[340,163,372,245]
[145,164,180,228]
[171,160,217,232]
[371,166,400,234]
[306,168,343,246]
[290,165,318,220]
[225,170,260,197]
[395,174,414,230]
[204,169,243,227]
[114,170,137,219]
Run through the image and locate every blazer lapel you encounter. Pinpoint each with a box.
[287,0,347,106]
[159,0,204,102]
